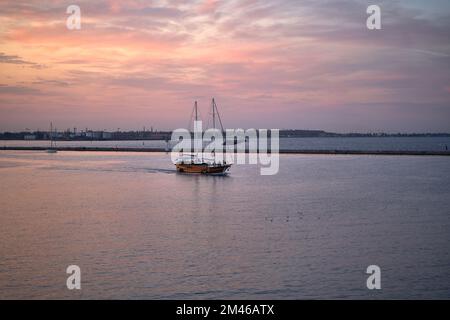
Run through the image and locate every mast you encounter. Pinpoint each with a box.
[212,98,216,129]
[211,98,226,164]
[212,98,224,133]
[195,101,198,121]
[50,122,53,148]
[193,100,201,162]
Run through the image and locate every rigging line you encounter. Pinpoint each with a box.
[196,101,203,125]
[213,98,225,133]
[187,101,195,132]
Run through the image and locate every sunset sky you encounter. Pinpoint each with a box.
[0,0,449,132]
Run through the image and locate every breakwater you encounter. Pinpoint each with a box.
[2,146,450,156]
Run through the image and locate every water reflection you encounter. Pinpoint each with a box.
[0,150,449,299]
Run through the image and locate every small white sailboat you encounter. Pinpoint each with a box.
[46,122,57,153]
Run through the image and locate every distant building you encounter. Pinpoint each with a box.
[24,134,36,140]
[102,132,112,139]
[85,131,99,139]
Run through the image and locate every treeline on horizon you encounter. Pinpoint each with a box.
[0,129,449,140]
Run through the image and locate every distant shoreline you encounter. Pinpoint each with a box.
[2,146,449,156]
[1,130,450,142]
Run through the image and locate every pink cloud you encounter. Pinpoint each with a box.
[0,0,449,132]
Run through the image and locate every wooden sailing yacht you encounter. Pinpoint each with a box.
[175,99,231,175]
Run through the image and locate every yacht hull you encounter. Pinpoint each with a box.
[175,163,231,175]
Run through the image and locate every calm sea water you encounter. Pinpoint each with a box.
[0,150,449,299]
[2,136,450,151]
